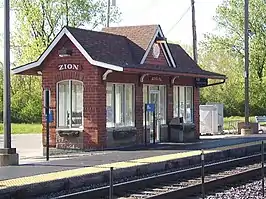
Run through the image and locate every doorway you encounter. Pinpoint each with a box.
[149,87,165,143]
[143,85,166,143]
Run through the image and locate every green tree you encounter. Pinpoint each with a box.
[10,0,121,123]
[199,0,266,116]
[11,0,121,65]
[199,41,245,116]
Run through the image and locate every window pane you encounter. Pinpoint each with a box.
[159,86,166,124]
[115,84,123,126]
[179,87,185,119]
[106,83,114,127]
[173,86,179,117]
[71,81,83,128]
[125,85,134,126]
[186,87,193,123]
[58,81,70,127]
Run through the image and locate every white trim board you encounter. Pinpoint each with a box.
[140,25,176,68]
[140,28,159,64]
[12,27,124,74]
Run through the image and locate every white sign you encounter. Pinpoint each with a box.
[152,43,160,58]
[58,64,80,71]
[151,76,162,81]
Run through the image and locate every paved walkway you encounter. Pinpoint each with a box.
[0,134,43,160]
[0,133,265,164]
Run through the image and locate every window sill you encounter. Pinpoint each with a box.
[56,128,83,137]
[56,128,84,132]
[107,126,136,131]
[107,126,137,140]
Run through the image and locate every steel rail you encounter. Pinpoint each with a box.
[53,153,265,199]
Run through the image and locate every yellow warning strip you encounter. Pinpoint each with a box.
[0,140,265,189]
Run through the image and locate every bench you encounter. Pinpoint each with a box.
[255,116,266,132]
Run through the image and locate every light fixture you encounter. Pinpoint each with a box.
[58,47,72,57]
[155,36,167,44]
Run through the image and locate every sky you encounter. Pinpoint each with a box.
[0,0,224,63]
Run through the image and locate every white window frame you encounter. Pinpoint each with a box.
[143,84,167,126]
[56,79,84,131]
[106,82,135,128]
[173,85,194,123]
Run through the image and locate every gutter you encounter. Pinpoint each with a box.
[200,78,226,88]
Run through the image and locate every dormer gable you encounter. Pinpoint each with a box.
[140,25,176,67]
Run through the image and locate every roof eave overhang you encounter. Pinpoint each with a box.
[123,68,226,80]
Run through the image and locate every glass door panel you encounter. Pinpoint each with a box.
[149,90,160,143]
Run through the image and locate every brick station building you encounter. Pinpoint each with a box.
[12,25,226,152]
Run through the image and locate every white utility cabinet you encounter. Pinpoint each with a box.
[200,105,219,135]
[206,102,224,133]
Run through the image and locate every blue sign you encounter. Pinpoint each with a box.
[146,103,155,112]
[47,109,53,123]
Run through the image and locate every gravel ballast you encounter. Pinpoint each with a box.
[192,178,266,199]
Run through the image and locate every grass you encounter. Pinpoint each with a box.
[223,116,266,130]
[0,116,261,133]
[0,123,42,134]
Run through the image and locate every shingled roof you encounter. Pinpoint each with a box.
[102,25,157,63]
[12,25,226,79]
[168,43,225,77]
[67,27,137,66]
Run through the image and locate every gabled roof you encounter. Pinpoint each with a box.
[67,27,136,66]
[12,25,226,80]
[168,43,221,76]
[122,43,226,79]
[102,24,176,67]
[102,25,157,64]
[12,27,124,74]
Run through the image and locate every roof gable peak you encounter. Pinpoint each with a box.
[140,26,176,67]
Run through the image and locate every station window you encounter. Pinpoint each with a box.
[173,86,193,123]
[57,80,83,129]
[106,83,135,128]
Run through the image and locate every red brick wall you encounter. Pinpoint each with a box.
[135,83,144,143]
[194,87,200,137]
[41,34,200,150]
[174,76,194,86]
[42,35,106,149]
[167,84,173,122]
[144,43,169,66]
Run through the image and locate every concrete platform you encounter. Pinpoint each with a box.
[0,135,265,198]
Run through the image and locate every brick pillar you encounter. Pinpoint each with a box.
[97,82,107,148]
[83,76,107,149]
[135,83,143,143]
[167,84,173,122]
[194,87,200,137]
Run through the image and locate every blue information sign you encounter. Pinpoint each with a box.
[146,103,155,112]
[48,110,53,123]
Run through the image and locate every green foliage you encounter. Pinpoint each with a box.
[223,116,256,130]
[198,0,266,117]
[7,0,121,123]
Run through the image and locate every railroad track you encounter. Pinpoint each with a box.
[53,153,265,199]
